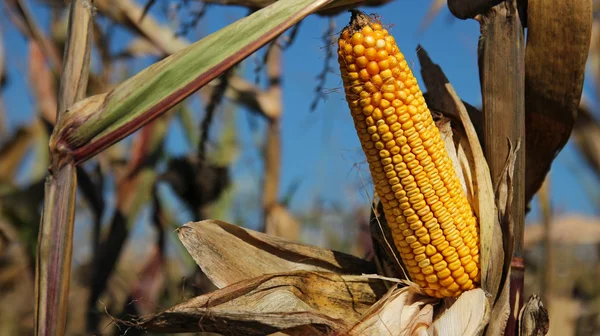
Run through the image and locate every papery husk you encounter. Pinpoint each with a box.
[518,295,549,336]
[486,140,521,336]
[139,271,389,335]
[347,284,435,336]
[428,288,488,336]
[177,220,376,289]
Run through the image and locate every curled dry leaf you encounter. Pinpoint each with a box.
[486,141,521,336]
[524,0,593,204]
[139,271,388,335]
[446,83,503,303]
[518,295,549,336]
[177,220,376,289]
[438,118,469,197]
[428,288,488,336]
[347,285,435,336]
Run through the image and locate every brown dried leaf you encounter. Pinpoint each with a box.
[347,285,435,336]
[446,83,502,303]
[429,288,488,336]
[140,271,388,335]
[486,140,521,336]
[518,295,549,336]
[419,47,483,139]
[438,118,469,197]
[524,0,593,204]
[178,220,376,289]
[485,273,510,336]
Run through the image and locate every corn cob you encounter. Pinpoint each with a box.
[338,11,480,298]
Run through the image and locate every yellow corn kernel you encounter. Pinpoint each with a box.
[338,11,480,298]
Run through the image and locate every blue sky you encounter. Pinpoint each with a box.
[1,0,598,234]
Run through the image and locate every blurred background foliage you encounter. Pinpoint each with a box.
[0,0,598,335]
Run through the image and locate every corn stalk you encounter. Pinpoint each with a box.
[35,1,93,335]
[35,0,382,334]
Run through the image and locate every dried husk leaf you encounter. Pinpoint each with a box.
[518,295,549,336]
[139,271,388,334]
[485,142,520,336]
[347,285,435,336]
[486,272,511,336]
[524,0,593,204]
[438,118,469,197]
[418,47,483,140]
[177,220,376,289]
[428,288,488,336]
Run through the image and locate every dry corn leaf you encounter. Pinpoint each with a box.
[347,285,435,336]
[518,295,549,336]
[486,141,521,336]
[428,288,487,336]
[456,133,476,209]
[447,83,502,304]
[524,215,600,247]
[177,220,376,289]
[524,0,593,204]
[485,274,511,336]
[418,47,484,140]
[139,271,388,335]
[438,118,469,197]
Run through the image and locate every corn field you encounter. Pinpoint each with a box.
[0,0,598,335]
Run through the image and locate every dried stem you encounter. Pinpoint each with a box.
[35,1,93,335]
[477,1,525,335]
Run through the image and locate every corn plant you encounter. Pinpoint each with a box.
[19,0,593,335]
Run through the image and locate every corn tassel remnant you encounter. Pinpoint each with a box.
[338,11,480,298]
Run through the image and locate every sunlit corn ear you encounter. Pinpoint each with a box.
[338,10,480,298]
